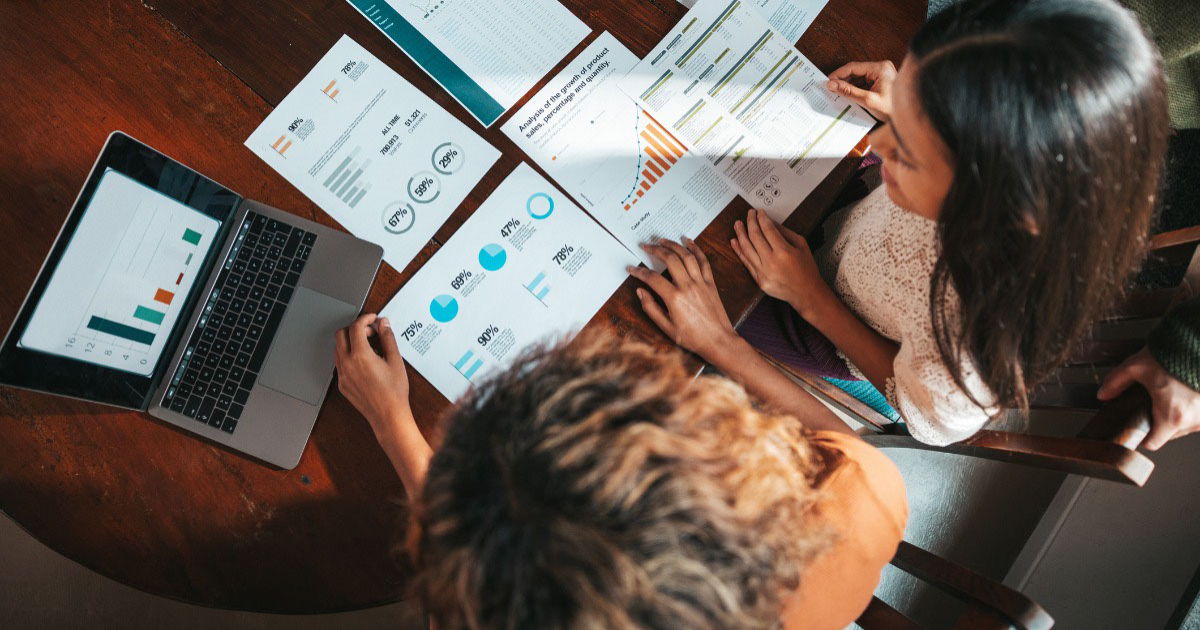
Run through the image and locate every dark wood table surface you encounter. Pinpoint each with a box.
[0,0,924,613]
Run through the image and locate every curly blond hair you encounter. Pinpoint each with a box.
[410,332,832,629]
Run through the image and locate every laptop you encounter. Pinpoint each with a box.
[0,132,383,469]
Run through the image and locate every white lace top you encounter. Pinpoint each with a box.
[815,186,996,445]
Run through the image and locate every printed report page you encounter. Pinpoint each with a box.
[245,35,499,272]
[503,32,734,268]
[347,0,591,125]
[380,163,637,402]
[619,0,873,220]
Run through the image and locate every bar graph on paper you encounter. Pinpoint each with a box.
[451,348,484,382]
[622,111,687,211]
[525,271,552,306]
[322,146,373,208]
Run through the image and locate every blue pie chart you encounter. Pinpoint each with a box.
[430,294,459,323]
[478,243,507,271]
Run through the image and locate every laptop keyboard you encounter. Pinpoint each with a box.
[162,212,318,435]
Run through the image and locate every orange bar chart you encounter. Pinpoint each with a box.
[322,79,340,101]
[271,135,292,157]
[625,113,690,211]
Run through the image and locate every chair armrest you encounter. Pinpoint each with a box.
[863,429,1154,486]
[1150,225,1200,253]
[890,542,1055,630]
[1076,384,1152,449]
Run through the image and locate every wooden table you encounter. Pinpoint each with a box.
[0,0,924,613]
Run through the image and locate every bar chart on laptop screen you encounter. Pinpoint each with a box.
[19,170,219,376]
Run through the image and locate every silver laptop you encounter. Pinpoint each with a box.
[0,132,383,468]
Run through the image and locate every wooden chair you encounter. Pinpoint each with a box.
[856,542,1054,630]
[771,225,1200,488]
[766,227,1200,629]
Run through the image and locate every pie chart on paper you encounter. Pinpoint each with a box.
[478,243,507,271]
[430,294,459,323]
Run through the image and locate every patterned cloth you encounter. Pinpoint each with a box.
[738,297,901,421]
[739,298,856,380]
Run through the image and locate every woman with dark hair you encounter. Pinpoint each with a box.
[334,315,907,629]
[631,0,1172,444]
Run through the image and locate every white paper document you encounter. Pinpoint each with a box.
[246,36,500,272]
[380,163,637,402]
[503,33,734,268]
[621,0,873,221]
[347,0,592,126]
[677,0,831,42]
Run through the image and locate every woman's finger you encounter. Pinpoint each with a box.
[642,242,691,287]
[627,264,678,299]
[828,79,877,107]
[347,313,379,353]
[377,317,403,363]
[683,237,713,283]
[1142,417,1177,452]
[828,60,887,84]
[335,326,350,362]
[636,288,677,340]
[657,238,704,282]
[777,224,808,250]
[756,210,788,250]
[733,221,762,267]
[1097,361,1142,400]
[731,238,760,283]
[746,209,772,254]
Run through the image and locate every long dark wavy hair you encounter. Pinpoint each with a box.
[911,0,1170,411]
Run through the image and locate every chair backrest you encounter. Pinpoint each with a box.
[857,542,1055,630]
[776,224,1200,487]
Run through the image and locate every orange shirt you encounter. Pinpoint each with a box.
[781,431,909,630]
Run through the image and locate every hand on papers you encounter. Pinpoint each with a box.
[1099,347,1200,451]
[731,209,833,321]
[629,238,739,360]
[335,313,431,496]
[335,314,412,434]
[827,60,897,122]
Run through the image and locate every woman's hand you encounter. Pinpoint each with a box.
[335,314,432,496]
[628,238,739,362]
[334,313,412,437]
[731,208,834,321]
[1098,347,1200,451]
[827,60,897,122]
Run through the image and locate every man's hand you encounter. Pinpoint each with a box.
[628,238,739,362]
[334,313,411,438]
[827,60,897,122]
[730,208,835,322]
[1098,347,1200,451]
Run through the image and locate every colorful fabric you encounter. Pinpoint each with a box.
[740,298,856,380]
[824,377,901,422]
[738,298,902,421]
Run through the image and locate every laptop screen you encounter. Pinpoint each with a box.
[18,168,220,376]
[0,132,241,409]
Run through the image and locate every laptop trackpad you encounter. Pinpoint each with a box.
[260,287,359,405]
